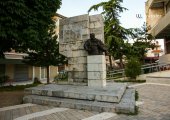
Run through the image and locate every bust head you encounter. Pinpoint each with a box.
[90,33,95,40]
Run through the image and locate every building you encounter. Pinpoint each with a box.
[145,0,170,63]
[145,40,164,63]
[0,13,66,83]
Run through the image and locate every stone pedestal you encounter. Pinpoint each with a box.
[87,55,106,87]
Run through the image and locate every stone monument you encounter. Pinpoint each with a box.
[84,33,107,87]
[23,15,136,114]
[59,14,105,85]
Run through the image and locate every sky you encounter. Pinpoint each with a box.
[58,0,147,28]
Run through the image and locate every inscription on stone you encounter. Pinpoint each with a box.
[63,25,82,42]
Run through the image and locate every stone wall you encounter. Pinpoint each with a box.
[59,14,104,84]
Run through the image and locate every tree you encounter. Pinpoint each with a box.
[127,23,155,63]
[0,0,64,84]
[125,57,141,80]
[88,0,133,69]
[0,0,62,57]
[23,31,67,84]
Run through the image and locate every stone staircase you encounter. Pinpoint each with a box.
[23,83,136,114]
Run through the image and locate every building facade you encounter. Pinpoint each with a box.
[146,0,170,63]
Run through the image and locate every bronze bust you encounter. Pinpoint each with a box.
[84,33,107,55]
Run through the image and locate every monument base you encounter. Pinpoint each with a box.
[23,83,136,114]
[87,55,106,87]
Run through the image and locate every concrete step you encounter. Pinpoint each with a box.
[159,54,170,64]
[25,83,127,103]
[23,88,135,114]
[146,76,170,84]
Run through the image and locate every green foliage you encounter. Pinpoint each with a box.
[54,71,68,82]
[23,31,67,84]
[0,83,41,92]
[88,0,134,68]
[125,58,141,79]
[114,79,146,83]
[126,23,155,62]
[135,91,139,101]
[3,0,66,84]
[33,77,41,84]
[0,0,62,57]
[23,33,67,67]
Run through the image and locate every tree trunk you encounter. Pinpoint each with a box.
[109,55,113,70]
[46,66,50,84]
[120,57,123,69]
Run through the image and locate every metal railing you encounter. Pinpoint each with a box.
[107,62,170,80]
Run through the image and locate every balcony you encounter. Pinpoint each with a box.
[147,0,169,9]
[149,10,170,38]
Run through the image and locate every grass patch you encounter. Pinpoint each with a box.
[0,83,41,92]
[135,91,139,101]
[114,79,146,83]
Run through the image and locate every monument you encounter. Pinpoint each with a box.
[59,14,106,86]
[84,33,107,87]
[23,14,136,114]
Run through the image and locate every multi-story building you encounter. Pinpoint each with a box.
[0,13,66,83]
[145,0,170,63]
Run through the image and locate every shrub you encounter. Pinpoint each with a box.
[54,71,68,83]
[125,58,141,80]
[54,75,60,82]
[33,77,41,84]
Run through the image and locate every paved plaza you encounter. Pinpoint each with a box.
[0,83,170,120]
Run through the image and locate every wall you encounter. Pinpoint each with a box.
[166,1,170,12]
[5,64,14,80]
[49,66,58,80]
[146,7,164,30]
[34,67,40,80]
[28,66,33,80]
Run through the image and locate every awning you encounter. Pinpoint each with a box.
[152,50,163,53]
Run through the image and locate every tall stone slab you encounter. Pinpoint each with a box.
[59,14,104,85]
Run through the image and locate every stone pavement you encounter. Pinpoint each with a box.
[107,83,170,120]
[0,83,170,120]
